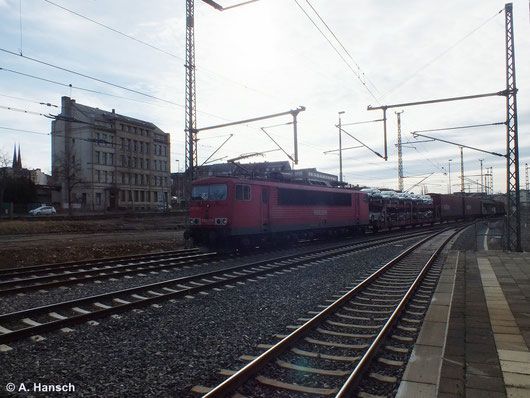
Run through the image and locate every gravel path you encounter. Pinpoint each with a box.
[2,238,420,398]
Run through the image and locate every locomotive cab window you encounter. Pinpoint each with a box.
[235,184,251,201]
[191,184,227,201]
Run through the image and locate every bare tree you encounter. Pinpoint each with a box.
[53,151,84,215]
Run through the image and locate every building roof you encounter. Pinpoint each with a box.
[59,96,159,130]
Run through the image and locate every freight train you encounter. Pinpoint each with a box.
[184,176,504,249]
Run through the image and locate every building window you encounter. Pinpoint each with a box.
[102,152,107,165]
[110,172,114,183]
[140,142,144,153]
[120,124,124,131]
[95,151,100,164]
[140,191,145,202]
[145,159,149,169]
[96,170,100,183]
[133,157,137,168]
[127,139,131,150]
[128,190,132,201]
[96,133,101,145]
[133,127,137,134]
[121,173,125,184]
[120,137,124,150]
[145,130,150,136]
[134,190,139,201]
[120,190,125,201]
[96,193,101,205]
[134,174,138,185]
[153,160,157,170]
[127,156,131,167]
[103,171,108,183]
[121,155,125,166]
[145,143,149,154]
[133,140,137,152]
[139,158,143,169]
[145,175,150,185]
[109,153,114,166]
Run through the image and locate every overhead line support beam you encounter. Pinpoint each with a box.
[367,91,507,163]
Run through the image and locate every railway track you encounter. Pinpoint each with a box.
[197,226,460,397]
[0,250,217,295]
[0,231,432,347]
[0,228,445,296]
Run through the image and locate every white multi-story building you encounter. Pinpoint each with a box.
[51,96,171,211]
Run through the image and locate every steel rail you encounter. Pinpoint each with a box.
[202,229,447,397]
[335,228,460,397]
[0,248,200,277]
[0,229,437,295]
[0,233,429,345]
[0,252,218,295]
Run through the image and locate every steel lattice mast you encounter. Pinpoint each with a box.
[185,0,198,180]
[504,2,521,252]
[395,111,404,191]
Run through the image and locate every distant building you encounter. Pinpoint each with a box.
[29,169,50,186]
[194,161,292,180]
[51,96,171,211]
[292,168,338,184]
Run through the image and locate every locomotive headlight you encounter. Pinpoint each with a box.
[189,218,201,225]
[222,218,228,225]
[215,218,228,225]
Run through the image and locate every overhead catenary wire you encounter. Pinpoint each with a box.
[42,0,287,104]
[43,0,182,61]
[379,8,504,101]
[0,93,58,108]
[0,104,53,118]
[293,0,380,104]
[303,0,381,97]
[0,66,237,122]
[0,48,184,107]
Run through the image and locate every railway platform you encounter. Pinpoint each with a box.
[397,242,530,397]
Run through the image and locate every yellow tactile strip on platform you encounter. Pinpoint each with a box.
[477,257,530,398]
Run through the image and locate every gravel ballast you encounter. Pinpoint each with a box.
[2,238,419,398]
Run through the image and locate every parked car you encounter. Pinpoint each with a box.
[155,204,172,212]
[28,206,56,216]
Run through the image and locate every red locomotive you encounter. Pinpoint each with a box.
[185,176,369,248]
[185,176,504,249]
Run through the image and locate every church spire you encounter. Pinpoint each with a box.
[12,144,17,169]
[17,145,22,169]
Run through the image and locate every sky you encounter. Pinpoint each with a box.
[1,0,529,195]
